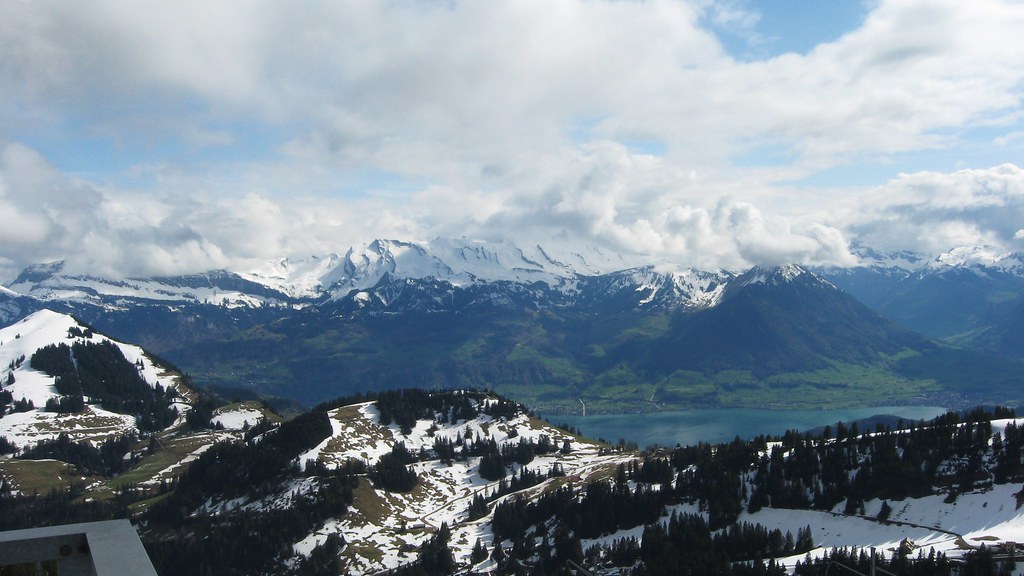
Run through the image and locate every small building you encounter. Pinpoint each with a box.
[0,519,157,576]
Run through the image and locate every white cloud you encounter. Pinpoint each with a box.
[1,0,1023,279]
[4,137,1024,281]
[0,143,96,255]
[843,164,1024,254]
[10,0,1020,180]
[995,131,1024,146]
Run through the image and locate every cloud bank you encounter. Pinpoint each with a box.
[1,0,1023,279]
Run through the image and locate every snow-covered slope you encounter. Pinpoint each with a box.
[198,393,631,574]
[6,262,292,308]
[573,265,732,310]
[0,309,192,448]
[184,396,1024,574]
[241,238,649,299]
[237,253,345,299]
[932,245,1024,273]
[738,414,1024,568]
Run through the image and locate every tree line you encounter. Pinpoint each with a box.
[29,340,179,431]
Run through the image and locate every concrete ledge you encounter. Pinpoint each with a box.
[0,519,157,576]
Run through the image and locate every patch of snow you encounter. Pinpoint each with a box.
[293,517,346,558]
[211,408,266,431]
[0,406,136,449]
[138,434,229,487]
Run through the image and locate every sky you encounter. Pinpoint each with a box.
[1,0,1024,280]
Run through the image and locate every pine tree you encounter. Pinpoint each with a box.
[471,538,488,564]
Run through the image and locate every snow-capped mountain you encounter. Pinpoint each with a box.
[1,238,724,312]
[240,238,650,299]
[571,265,732,311]
[6,238,1024,401]
[5,261,294,309]
[931,245,1024,273]
[725,263,836,294]
[8,238,1024,317]
[833,242,1024,278]
[815,243,1024,349]
[842,242,931,273]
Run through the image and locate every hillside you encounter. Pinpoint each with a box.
[817,245,1024,357]
[0,310,276,523]
[142,389,627,575]
[4,386,1024,575]
[0,310,194,450]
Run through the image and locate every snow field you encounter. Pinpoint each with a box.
[211,407,268,431]
[275,395,632,573]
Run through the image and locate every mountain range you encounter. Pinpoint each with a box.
[2,237,1023,413]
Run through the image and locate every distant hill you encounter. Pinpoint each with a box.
[816,244,1024,357]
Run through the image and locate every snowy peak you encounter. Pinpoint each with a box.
[576,265,732,310]
[240,253,344,298]
[241,238,596,298]
[733,264,829,288]
[934,245,1007,267]
[320,237,646,296]
[0,308,82,353]
[717,264,839,306]
[9,261,66,286]
[335,239,460,292]
[931,245,1024,275]
[846,242,1024,277]
[849,243,929,272]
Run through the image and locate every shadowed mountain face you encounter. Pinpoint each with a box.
[641,266,932,377]
[816,247,1024,358]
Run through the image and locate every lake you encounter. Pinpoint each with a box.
[556,405,949,448]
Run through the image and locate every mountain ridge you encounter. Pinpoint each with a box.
[4,239,1024,412]
[9,237,1024,315]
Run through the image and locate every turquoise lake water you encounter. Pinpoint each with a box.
[556,405,949,448]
